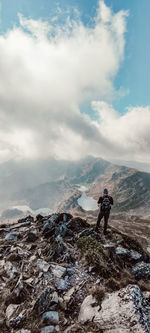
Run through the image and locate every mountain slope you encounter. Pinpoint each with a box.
[87,164,150,212]
[1,156,150,216]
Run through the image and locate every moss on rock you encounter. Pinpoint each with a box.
[77,236,110,276]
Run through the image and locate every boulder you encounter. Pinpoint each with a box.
[32,287,53,315]
[6,304,19,320]
[66,217,89,232]
[78,228,94,238]
[5,232,20,241]
[5,261,18,279]
[55,276,69,291]
[115,247,142,262]
[18,215,34,223]
[50,265,66,278]
[49,243,64,260]
[42,311,59,325]
[37,260,50,273]
[63,214,67,222]
[41,326,60,333]
[42,220,55,234]
[78,285,150,332]
[129,250,142,261]
[13,276,24,297]
[55,223,67,238]
[132,261,150,278]
[49,214,58,223]
[115,246,130,256]
[26,230,38,242]
[9,311,24,328]
[41,327,55,333]
[36,214,44,221]
[51,291,59,304]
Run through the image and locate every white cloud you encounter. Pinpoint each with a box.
[0,1,129,162]
[92,102,150,163]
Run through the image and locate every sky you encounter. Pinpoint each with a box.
[0,0,150,164]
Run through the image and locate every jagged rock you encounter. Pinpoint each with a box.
[26,230,38,242]
[13,276,24,297]
[78,228,94,238]
[36,214,44,221]
[9,311,24,328]
[42,219,55,234]
[50,264,66,278]
[29,255,37,262]
[0,259,5,268]
[78,285,150,332]
[130,250,142,261]
[115,247,142,262]
[41,326,60,333]
[66,217,89,232]
[1,211,150,333]
[143,291,150,303]
[41,327,55,333]
[5,231,20,241]
[50,242,65,260]
[37,259,50,272]
[55,213,72,224]
[32,287,53,315]
[66,267,75,276]
[132,261,150,278]
[115,246,130,256]
[63,214,67,222]
[55,223,67,237]
[63,252,74,264]
[64,287,76,303]
[51,291,59,304]
[6,304,19,320]
[18,215,34,223]
[55,276,69,291]
[42,311,59,325]
[5,261,18,278]
[48,214,58,224]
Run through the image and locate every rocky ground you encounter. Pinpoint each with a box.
[0,213,150,332]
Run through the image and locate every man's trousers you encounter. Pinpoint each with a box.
[96,210,110,233]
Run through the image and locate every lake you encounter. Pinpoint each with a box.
[77,193,98,211]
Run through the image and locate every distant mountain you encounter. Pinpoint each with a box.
[1,156,150,216]
[0,156,109,213]
[18,179,80,210]
[87,163,150,213]
[110,158,150,173]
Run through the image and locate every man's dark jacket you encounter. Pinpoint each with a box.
[98,195,113,211]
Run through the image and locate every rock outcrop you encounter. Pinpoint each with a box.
[0,213,149,332]
[78,285,150,332]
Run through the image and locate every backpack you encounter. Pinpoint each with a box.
[101,196,111,211]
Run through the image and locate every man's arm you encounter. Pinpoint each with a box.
[98,196,103,204]
[110,196,113,205]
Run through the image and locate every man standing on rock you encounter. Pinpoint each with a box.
[95,188,113,235]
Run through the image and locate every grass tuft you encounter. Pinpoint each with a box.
[77,236,110,277]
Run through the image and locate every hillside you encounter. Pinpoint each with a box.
[87,164,150,213]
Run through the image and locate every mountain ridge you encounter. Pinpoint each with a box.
[1,156,150,218]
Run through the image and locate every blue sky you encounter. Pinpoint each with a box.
[0,0,150,163]
[1,0,150,114]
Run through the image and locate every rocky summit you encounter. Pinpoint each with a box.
[0,213,150,332]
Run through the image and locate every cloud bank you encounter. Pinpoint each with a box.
[92,102,150,163]
[1,0,148,163]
